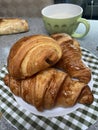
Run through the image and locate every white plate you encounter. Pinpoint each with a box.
[14,75,93,117]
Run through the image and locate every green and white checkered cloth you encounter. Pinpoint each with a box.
[0,48,98,130]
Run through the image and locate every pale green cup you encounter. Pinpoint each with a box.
[41,4,90,38]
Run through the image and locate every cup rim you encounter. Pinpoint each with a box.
[41,3,83,19]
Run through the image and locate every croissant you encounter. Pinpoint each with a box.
[7,35,62,79]
[51,33,91,84]
[4,68,93,111]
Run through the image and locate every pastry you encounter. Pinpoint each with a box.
[3,34,94,112]
[51,33,91,84]
[7,34,62,79]
[0,18,29,35]
[4,68,94,111]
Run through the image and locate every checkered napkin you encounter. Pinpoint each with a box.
[0,48,98,130]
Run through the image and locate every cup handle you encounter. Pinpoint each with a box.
[71,18,90,38]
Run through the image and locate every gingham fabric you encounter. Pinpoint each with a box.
[0,48,98,130]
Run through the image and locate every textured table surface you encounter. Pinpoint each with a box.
[0,18,98,130]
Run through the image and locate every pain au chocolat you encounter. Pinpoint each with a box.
[7,34,62,79]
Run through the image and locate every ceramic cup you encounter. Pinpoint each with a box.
[41,3,90,38]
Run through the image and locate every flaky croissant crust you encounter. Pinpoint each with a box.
[4,68,94,111]
[51,33,91,84]
[7,35,62,79]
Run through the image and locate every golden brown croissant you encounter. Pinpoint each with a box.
[51,33,91,84]
[4,68,93,111]
[7,35,62,79]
